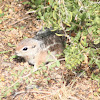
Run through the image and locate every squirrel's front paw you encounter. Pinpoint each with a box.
[33,65,38,71]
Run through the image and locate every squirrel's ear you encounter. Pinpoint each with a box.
[32,45,36,48]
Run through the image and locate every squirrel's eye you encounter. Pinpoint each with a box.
[23,47,28,51]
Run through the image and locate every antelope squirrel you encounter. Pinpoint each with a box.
[16,28,65,69]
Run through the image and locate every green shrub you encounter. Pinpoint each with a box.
[23,0,100,71]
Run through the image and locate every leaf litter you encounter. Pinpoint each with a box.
[0,0,100,100]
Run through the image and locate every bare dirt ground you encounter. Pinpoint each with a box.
[0,0,100,100]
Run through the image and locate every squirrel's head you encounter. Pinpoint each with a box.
[15,38,42,58]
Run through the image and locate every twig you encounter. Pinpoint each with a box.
[26,10,36,14]
[26,6,50,14]
[8,16,31,26]
[91,1,100,4]
[45,58,65,67]
[0,5,4,9]
[68,96,79,100]
[13,90,52,99]
[38,94,52,99]
[27,90,51,94]
[13,91,26,98]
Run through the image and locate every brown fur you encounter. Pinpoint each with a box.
[35,50,48,66]
[15,28,65,69]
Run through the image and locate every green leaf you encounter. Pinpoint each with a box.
[81,36,88,47]
[38,10,42,16]
[20,26,24,29]
[22,1,30,5]
[53,11,57,20]
[42,65,47,70]
[34,70,40,75]
[8,43,15,47]
[41,16,44,20]
[0,50,12,54]
[10,55,17,59]
[31,0,34,3]
[49,63,56,69]
[0,13,4,17]
[35,0,41,5]
[25,79,29,84]
[54,5,57,10]
[23,36,28,39]
[63,21,71,27]
[95,59,100,69]
[56,60,60,67]
[49,0,53,5]
[0,19,2,23]
[94,38,100,45]
[95,16,100,24]
[55,33,64,36]
[70,12,72,22]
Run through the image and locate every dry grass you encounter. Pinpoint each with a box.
[0,0,100,100]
